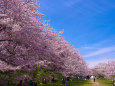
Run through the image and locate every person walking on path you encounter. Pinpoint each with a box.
[62,77,65,85]
[94,78,95,82]
[112,78,114,86]
[23,79,29,86]
[29,80,33,86]
[18,80,23,86]
[66,77,70,86]
[7,81,9,86]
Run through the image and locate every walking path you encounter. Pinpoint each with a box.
[90,79,105,86]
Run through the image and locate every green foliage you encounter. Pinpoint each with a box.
[0,70,29,85]
[33,65,51,83]
[0,71,16,82]
[54,72,63,81]
[16,70,27,75]
[0,66,91,86]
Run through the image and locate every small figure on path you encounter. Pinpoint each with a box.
[94,78,95,82]
[29,80,33,86]
[112,78,114,86]
[66,77,70,86]
[62,77,65,85]
[43,78,47,84]
[51,77,55,83]
[7,81,9,86]
[86,76,90,80]
[18,80,23,86]
[66,77,70,81]
[23,79,29,86]
[33,81,37,86]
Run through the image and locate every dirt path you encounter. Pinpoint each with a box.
[90,79,105,86]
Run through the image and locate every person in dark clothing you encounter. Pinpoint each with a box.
[33,81,37,86]
[7,81,9,86]
[86,76,90,80]
[66,77,70,86]
[66,77,70,81]
[29,80,33,86]
[51,77,55,83]
[94,78,95,82]
[62,77,65,85]
[43,78,47,84]
[23,79,29,86]
[18,80,23,86]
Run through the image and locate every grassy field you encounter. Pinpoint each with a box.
[69,80,91,86]
[37,79,91,86]
[97,79,113,86]
[0,79,91,86]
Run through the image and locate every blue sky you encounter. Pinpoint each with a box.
[38,0,115,68]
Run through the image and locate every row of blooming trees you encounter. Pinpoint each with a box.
[93,61,115,86]
[0,0,89,79]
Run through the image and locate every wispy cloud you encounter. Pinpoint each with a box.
[86,59,109,68]
[84,47,115,58]
[80,46,97,50]
[86,56,115,68]
[64,0,81,7]
[79,41,115,68]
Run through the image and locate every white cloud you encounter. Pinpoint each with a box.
[84,47,115,58]
[86,59,109,68]
[80,46,98,50]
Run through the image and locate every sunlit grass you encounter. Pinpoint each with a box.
[97,79,113,86]
[37,79,91,86]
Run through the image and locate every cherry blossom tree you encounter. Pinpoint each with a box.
[93,61,115,86]
[0,0,88,78]
[106,61,115,86]
[93,63,108,78]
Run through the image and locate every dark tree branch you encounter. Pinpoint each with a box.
[0,39,13,42]
[0,25,6,32]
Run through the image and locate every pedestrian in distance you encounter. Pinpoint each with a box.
[18,80,23,86]
[62,77,65,85]
[29,80,33,86]
[94,78,95,82]
[23,79,29,86]
[7,81,9,86]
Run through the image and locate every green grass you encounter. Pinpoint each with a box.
[0,83,17,86]
[97,79,113,86]
[37,79,91,86]
[0,68,91,86]
[0,79,91,86]
[70,80,91,86]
